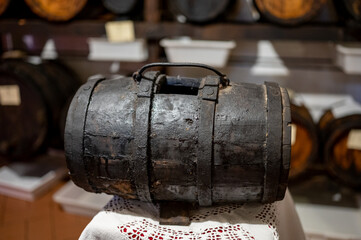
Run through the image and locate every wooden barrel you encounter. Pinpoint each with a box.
[254,0,327,25]
[343,0,361,21]
[0,0,9,15]
[289,104,318,179]
[65,63,291,205]
[102,0,138,14]
[318,109,361,187]
[24,0,87,21]
[169,0,231,23]
[0,59,79,159]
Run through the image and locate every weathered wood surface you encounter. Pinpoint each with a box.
[65,71,291,205]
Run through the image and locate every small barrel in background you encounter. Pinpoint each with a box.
[168,0,231,23]
[342,0,361,21]
[39,61,81,148]
[102,0,138,14]
[289,104,319,179]
[24,0,88,21]
[0,58,80,160]
[0,0,9,16]
[254,0,327,25]
[318,108,361,188]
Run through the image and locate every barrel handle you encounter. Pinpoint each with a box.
[132,62,230,86]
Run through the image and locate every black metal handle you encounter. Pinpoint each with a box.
[132,62,230,86]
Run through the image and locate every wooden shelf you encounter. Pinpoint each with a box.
[0,20,356,57]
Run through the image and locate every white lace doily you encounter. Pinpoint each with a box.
[79,190,305,240]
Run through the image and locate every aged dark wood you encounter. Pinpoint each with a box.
[0,59,80,159]
[159,201,192,226]
[65,64,291,206]
[133,71,159,202]
[144,0,161,23]
[168,0,231,23]
[318,110,361,188]
[289,104,318,179]
[254,0,327,25]
[24,0,87,21]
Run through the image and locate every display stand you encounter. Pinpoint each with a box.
[79,190,305,240]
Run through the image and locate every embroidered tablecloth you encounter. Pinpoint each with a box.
[79,189,305,240]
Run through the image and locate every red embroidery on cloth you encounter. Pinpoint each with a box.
[255,204,279,239]
[118,219,259,240]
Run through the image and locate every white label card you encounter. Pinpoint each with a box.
[105,21,135,43]
[291,124,297,146]
[347,129,361,151]
[0,85,21,106]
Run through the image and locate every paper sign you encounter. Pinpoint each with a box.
[347,129,361,151]
[291,124,297,146]
[0,85,21,106]
[105,21,135,43]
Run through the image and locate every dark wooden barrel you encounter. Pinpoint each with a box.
[24,0,88,21]
[0,59,80,159]
[0,0,9,15]
[169,0,231,23]
[318,109,361,188]
[102,0,138,14]
[65,63,291,205]
[289,104,318,179]
[254,0,327,25]
[343,0,361,21]
[39,61,81,148]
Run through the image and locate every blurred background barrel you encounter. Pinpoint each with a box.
[24,0,88,21]
[0,58,80,160]
[168,0,231,23]
[0,0,9,16]
[290,104,319,179]
[318,109,361,188]
[254,0,327,25]
[102,0,138,14]
[342,0,361,21]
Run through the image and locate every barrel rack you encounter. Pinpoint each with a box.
[0,20,359,56]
